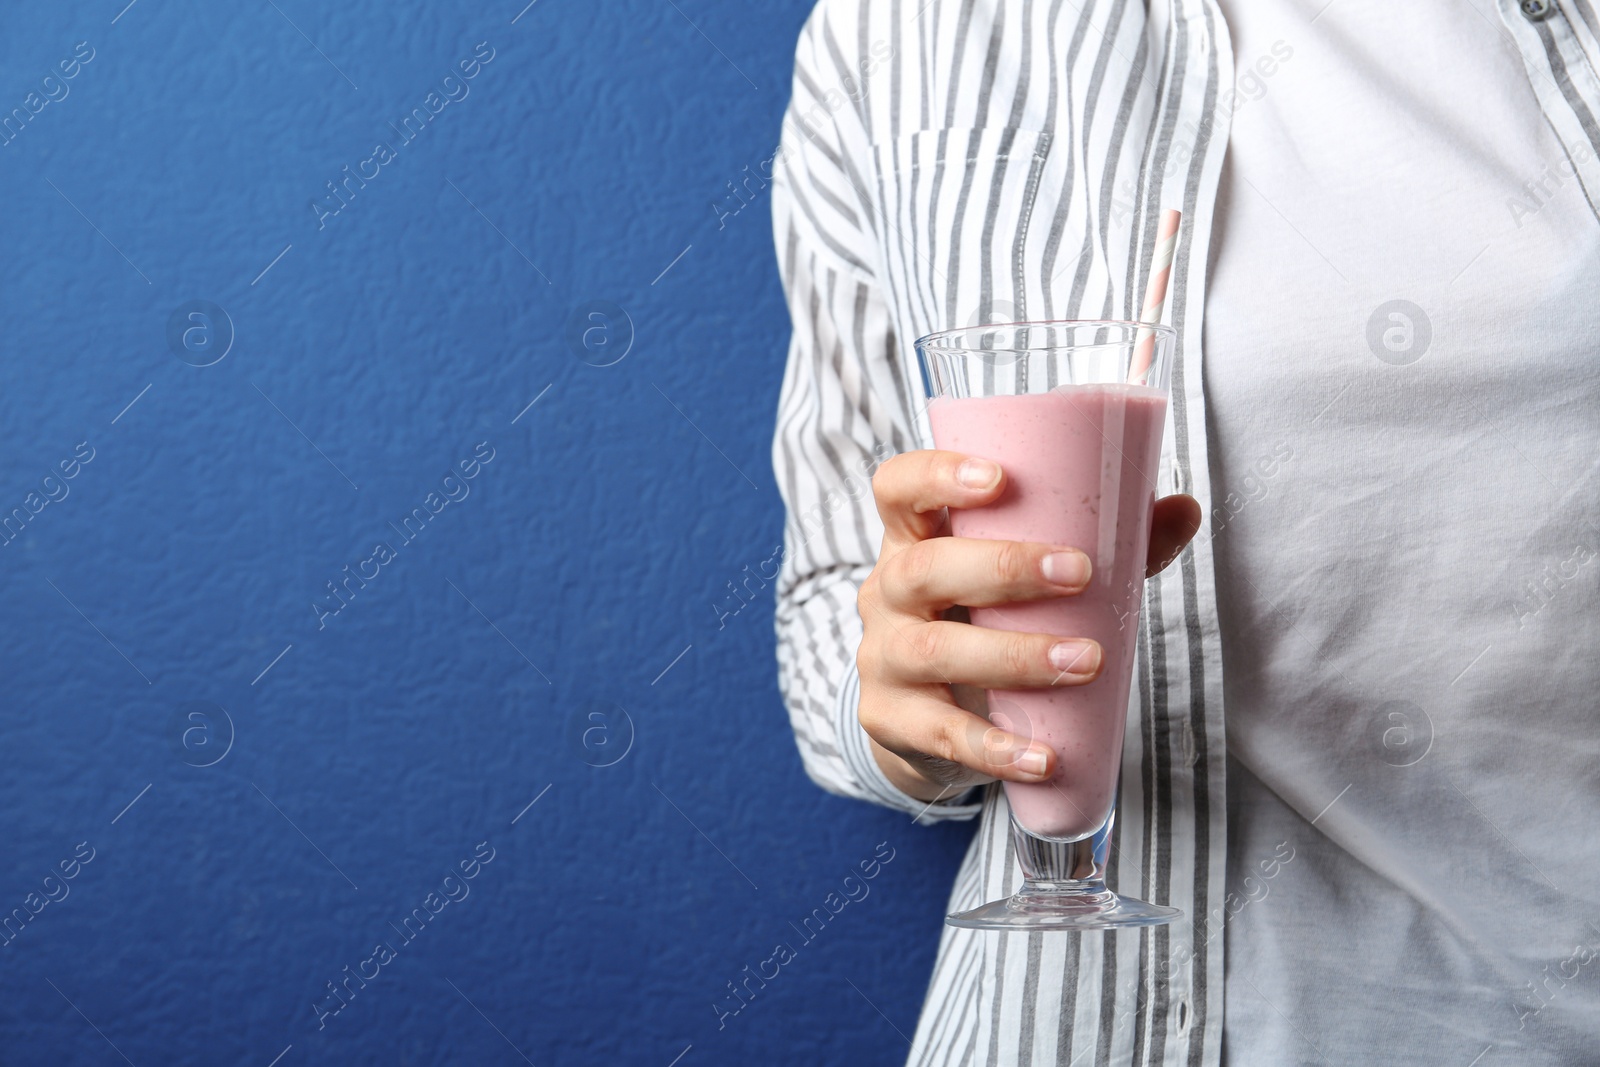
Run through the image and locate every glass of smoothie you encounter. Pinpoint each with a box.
[917,319,1181,931]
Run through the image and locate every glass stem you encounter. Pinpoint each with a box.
[1010,808,1114,892]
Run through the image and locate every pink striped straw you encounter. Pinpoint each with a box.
[1129,208,1181,384]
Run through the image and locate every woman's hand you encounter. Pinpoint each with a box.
[855,450,1201,803]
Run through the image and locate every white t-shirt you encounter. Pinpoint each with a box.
[1205,1,1600,1063]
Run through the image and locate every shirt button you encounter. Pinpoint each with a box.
[1522,0,1554,19]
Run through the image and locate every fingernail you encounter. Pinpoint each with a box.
[1049,640,1099,676]
[1014,745,1049,777]
[956,458,1000,490]
[1041,550,1090,588]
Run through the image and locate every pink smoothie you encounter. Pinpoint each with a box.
[928,384,1167,841]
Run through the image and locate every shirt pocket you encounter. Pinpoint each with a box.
[868,126,1055,343]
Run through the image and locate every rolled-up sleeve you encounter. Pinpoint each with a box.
[769,7,980,824]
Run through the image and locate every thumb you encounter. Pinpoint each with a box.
[1146,494,1202,577]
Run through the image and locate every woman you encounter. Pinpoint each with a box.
[770,0,1600,1063]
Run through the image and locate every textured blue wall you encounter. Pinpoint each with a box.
[0,2,975,1064]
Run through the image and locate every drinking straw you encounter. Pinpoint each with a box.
[1129,208,1181,384]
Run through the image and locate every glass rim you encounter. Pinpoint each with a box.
[914,318,1177,354]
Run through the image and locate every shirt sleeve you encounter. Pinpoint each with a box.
[769,7,981,825]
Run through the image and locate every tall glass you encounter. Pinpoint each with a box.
[917,320,1181,930]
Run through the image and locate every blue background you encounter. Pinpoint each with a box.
[0,2,973,1064]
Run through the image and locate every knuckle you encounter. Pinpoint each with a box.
[855,693,886,737]
[868,464,890,502]
[856,573,879,617]
[993,540,1034,586]
[857,626,900,685]
[854,638,881,683]
[871,453,909,500]
[893,540,938,601]
[906,623,945,668]
[1001,634,1040,679]
[929,715,967,764]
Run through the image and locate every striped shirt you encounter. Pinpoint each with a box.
[769,2,1600,1064]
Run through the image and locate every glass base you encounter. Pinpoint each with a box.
[946,803,1182,931]
[947,879,1180,931]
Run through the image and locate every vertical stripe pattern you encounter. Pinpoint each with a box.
[1501,0,1600,219]
[771,2,1230,1064]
